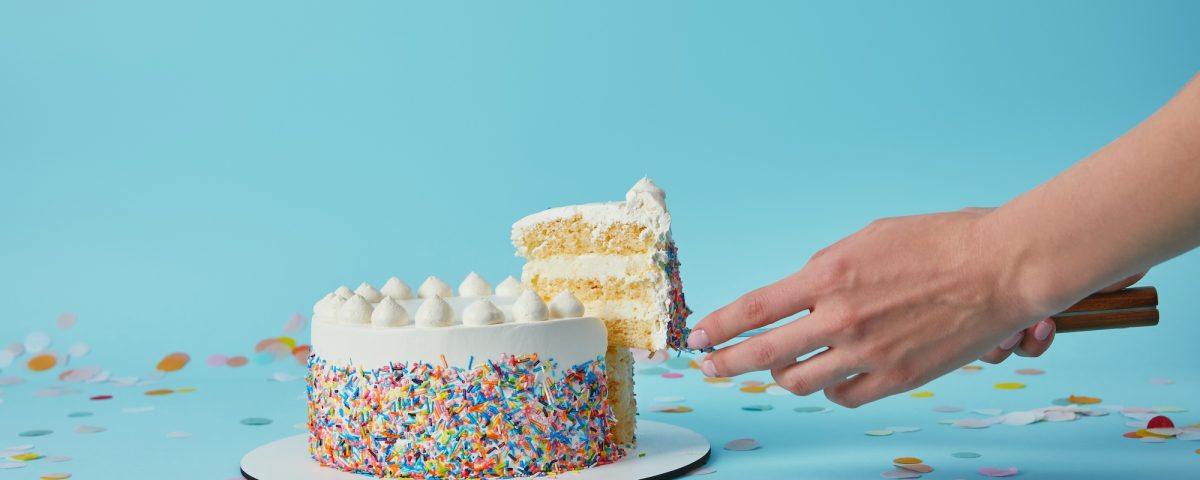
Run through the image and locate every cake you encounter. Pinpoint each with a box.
[511,177,693,445]
[307,274,623,479]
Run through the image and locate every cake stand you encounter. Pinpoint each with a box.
[240,420,711,480]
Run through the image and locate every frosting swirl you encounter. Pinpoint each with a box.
[462,298,504,326]
[355,282,383,303]
[338,295,373,325]
[415,296,454,327]
[458,272,493,297]
[371,297,410,327]
[513,290,549,323]
[549,290,585,319]
[418,276,453,299]
[495,276,523,297]
[380,276,413,300]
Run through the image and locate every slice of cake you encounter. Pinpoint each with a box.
[511,177,692,352]
[308,274,623,479]
[511,177,693,445]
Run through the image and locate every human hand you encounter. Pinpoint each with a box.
[687,210,1088,407]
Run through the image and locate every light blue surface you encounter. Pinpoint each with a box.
[2,1,1199,478]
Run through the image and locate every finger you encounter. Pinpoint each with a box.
[701,314,830,377]
[688,271,817,349]
[1015,319,1056,357]
[1099,271,1147,293]
[959,207,995,215]
[979,331,1024,364]
[769,349,860,396]
[824,372,893,409]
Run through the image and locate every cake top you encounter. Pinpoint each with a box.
[511,177,673,246]
[312,273,588,329]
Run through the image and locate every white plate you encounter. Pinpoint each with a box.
[241,420,710,480]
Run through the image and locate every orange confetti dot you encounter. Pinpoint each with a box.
[894,457,922,465]
[703,377,732,383]
[156,352,190,372]
[145,389,174,396]
[688,360,702,370]
[1068,394,1102,404]
[226,355,248,367]
[1195,448,1199,455]
[910,391,935,398]
[292,345,312,366]
[27,354,57,372]
[739,385,768,394]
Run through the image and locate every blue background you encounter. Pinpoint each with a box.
[2,1,1199,478]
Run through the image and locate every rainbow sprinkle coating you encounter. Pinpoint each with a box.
[662,239,694,352]
[307,353,623,479]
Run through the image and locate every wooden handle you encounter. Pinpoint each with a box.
[1052,286,1159,333]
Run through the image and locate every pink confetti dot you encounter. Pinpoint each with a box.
[206,354,229,367]
[661,372,684,379]
[979,467,1020,477]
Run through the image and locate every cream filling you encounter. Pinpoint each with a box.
[522,254,664,280]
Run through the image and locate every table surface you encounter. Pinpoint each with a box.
[1,322,1197,480]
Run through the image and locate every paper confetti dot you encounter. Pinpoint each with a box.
[206,354,229,367]
[121,406,154,414]
[74,425,106,433]
[979,467,1019,477]
[880,470,920,479]
[0,462,26,469]
[741,405,774,412]
[226,356,249,367]
[240,417,273,426]
[993,382,1025,390]
[897,464,933,474]
[0,375,24,385]
[27,354,57,372]
[933,405,964,413]
[661,372,684,379]
[723,438,760,451]
[1141,437,1167,444]
[40,473,71,480]
[864,429,894,436]
[18,430,52,437]
[0,350,13,369]
[166,431,192,439]
[1015,368,1044,375]
[10,453,41,461]
[893,457,922,465]
[56,312,78,330]
[654,395,686,403]
[689,466,717,475]
[1152,405,1187,413]
[144,389,174,396]
[909,391,934,398]
[24,332,51,353]
[89,395,112,401]
[292,345,311,365]
[952,451,982,459]
[66,411,92,418]
[283,313,307,333]
[952,419,992,429]
[156,352,190,372]
[1067,394,1101,404]
[974,408,1003,416]
[793,406,829,413]
[960,364,983,372]
[702,377,731,383]
[886,426,921,433]
[44,456,71,463]
[657,406,693,413]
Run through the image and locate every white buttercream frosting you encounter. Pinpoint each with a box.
[313,293,340,323]
[418,276,454,299]
[380,276,413,300]
[513,290,549,323]
[371,297,410,327]
[625,176,667,212]
[334,285,354,299]
[415,296,454,327]
[462,298,505,326]
[495,275,523,296]
[549,290,586,319]
[338,294,373,325]
[511,178,673,258]
[458,272,493,297]
[355,282,384,303]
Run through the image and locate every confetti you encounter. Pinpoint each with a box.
[40,473,71,479]
[240,417,273,426]
[864,429,894,436]
[1015,368,1044,375]
[74,425,106,433]
[933,405,964,413]
[0,350,13,369]
[952,419,991,429]
[993,382,1025,390]
[66,412,92,418]
[283,313,308,332]
[11,453,41,461]
[67,343,89,359]
[702,377,731,383]
[1141,437,1167,444]
[89,395,112,401]
[765,385,790,395]
[226,356,249,367]
[145,389,174,396]
[18,430,52,437]
[739,385,768,394]
[206,354,229,367]
[1152,405,1186,413]
[793,406,830,413]
[56,312,78,330]
[1067,394,1101,404]
[897,464,933,474]
[0,376,24,386]
[24,332,51,354]
[893,457,922,464]
[654,395,685,403]
[909,391,934,398]
[156,352,190,372]
[657,406,693,413]
[879,470,921,479]
[0,462,26,470]
[689,466,717,475]
[741,405,773,412]
[166,431,192,439]
[723,438,760,451]
[661,372,684,379]
[979,467,1019,477]
[121,406,154,414]
[886,426,921,433]
[58,367,101,383]
[958,365,983,373]
[27,354,57,372]
[44,456,71,462]
[973,408,1003,416]
[952,451,982,459]
[292,345,312,365]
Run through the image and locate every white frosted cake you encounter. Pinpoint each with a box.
[307,274,623,479]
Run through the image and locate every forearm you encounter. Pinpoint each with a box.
[986,72,1200,316]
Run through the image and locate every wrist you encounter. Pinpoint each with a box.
[971,209,1077,324]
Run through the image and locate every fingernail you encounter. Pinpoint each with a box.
[999,331,1024,351]
[687,329,710,350]
[701,359,717,377]
[1034,320,1054,341]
